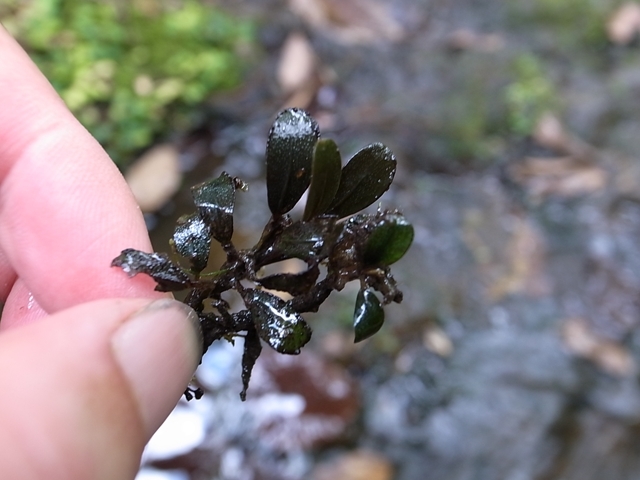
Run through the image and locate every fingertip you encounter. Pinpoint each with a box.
[0,298,201,479]
[111,298,202,436]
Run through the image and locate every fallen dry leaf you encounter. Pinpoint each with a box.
[533,113,596,159]
[447,29,505,52]
[312,450,393,480]
[462,209,549,301]
[509,156,607,202]
[125,143,182,212]
[562,318,635,376]
[423,326,454,357]
[277,32,317,94]
[276,31,325,110]
[487,216,549,300]
[607,2,640,45]
[533,112,568,151]
[289,0,404,44]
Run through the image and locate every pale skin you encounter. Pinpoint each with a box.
[0,26,202,479]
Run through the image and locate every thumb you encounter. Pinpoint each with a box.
[0,298,202,480]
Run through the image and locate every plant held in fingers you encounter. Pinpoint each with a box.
[112,108,413,400]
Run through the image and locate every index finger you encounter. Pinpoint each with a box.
[0,26,162,322]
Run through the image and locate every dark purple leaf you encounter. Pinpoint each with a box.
[111,248,190,291]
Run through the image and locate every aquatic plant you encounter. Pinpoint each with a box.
[112,108,413,400]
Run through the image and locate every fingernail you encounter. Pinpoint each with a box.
[111,299,202,436]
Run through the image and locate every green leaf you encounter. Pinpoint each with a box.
[255,219,338,266]
[353,288,385,343]
[303,139,342,221]
[328,143,396,218]
[363,213,414,266]
[266,108,319,215]
[170,213,212,272]
[191,172,235,245]
[241,288,312,354]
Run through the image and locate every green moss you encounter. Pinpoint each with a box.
[419,49,561,171]
[505,54,558,136]
[4,0,254,166]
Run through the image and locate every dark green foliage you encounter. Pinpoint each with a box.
[112,109,412,400]
[191,172,236,246]
[353,289,385,343]
[363,213,415,266]
[240,326,262,401]
[255,219,338,265]
[328,143,397,218]
[240,288,312,354]
[303,139,342,221]
[170,214,211,273]
[266,108,319,215]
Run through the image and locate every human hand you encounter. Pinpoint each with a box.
[0,26,202,479]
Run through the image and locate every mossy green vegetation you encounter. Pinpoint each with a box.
[505,53,557,136]
[425,49,560,171]
[2,0,253,166]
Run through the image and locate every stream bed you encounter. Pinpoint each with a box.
[137,1,640,479]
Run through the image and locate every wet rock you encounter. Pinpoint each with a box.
[142,405,207,463]
[135,468,189,480]
[365,330,582,480]
[144,341,359,478]
[249,349,360,451]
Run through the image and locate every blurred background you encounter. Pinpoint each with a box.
[7,0,640,478]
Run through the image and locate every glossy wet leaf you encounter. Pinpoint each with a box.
[240,324,262,400]
[303,139,342,221]
[353,288,385,343]
[256,219,338,266]
[266,108,319,215]
[111,108,411,403]
[191,172,235,245]
[363,213,414,266]
[170,213,211,272]
[241,288,312,354]
[328,143,396,218]
[111,248,190,291]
